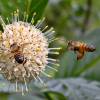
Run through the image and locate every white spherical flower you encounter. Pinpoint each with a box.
[0,10,60,94]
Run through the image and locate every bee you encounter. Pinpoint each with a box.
[67,40,96,60]
[10,42,27,65]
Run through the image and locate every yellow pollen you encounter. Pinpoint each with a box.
[36,48,41,52]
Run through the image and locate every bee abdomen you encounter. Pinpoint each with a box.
[85,45,96,52]
[14,53,24,64]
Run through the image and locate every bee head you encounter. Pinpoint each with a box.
[10,42,20,53]
[67,40,75,50]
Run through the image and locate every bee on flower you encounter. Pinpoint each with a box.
[0,10,61,95]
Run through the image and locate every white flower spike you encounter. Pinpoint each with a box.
[0,10,61,95]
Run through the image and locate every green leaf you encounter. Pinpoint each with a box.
[45,78,100,100]
[44,91,67,100]
[73,55,100,76]
[55,51,76,78]
[28,0,48,22]
[0,0,48,22]
[0,93,9,100]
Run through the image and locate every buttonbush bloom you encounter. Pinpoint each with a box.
[0,10,60,95]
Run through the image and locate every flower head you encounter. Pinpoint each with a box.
[0,10,60,94]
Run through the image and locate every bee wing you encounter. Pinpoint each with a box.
[20,43,32,50]
[21,43,31,47]
[76,51,84,60]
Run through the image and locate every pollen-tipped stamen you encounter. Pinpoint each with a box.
[49,51,59,55]
[35,17,45,28]
[31,71,38,81]
[31,12,36,24]
[0,16,6,28]
[41,71,52,78]
[23,77,28,92]
[48,47,61,51]
[47,58,58,62]
[45,31,55,39]
[41,25,48,32]
[23,12,29,22]
[47,61,60,67]
[44,27,54,35]
[21,85,24,96]
[37,76,44,84]
[46,65,57,72]
[15,81,18,92]
[6,17,10,24]
[13,9,19,22]
[48,38,59,43]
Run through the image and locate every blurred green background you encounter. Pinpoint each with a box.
[0,0,100,100]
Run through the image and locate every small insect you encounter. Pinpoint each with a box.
[67,40,96,60]
[10,42,27,65]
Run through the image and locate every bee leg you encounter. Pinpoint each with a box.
[23,57,27,65]
[77,51,84,60]
[9,55,13,59]
[74,47,79,53]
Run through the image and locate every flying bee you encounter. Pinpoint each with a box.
[10,42,28,65]
[67,40,96,60]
